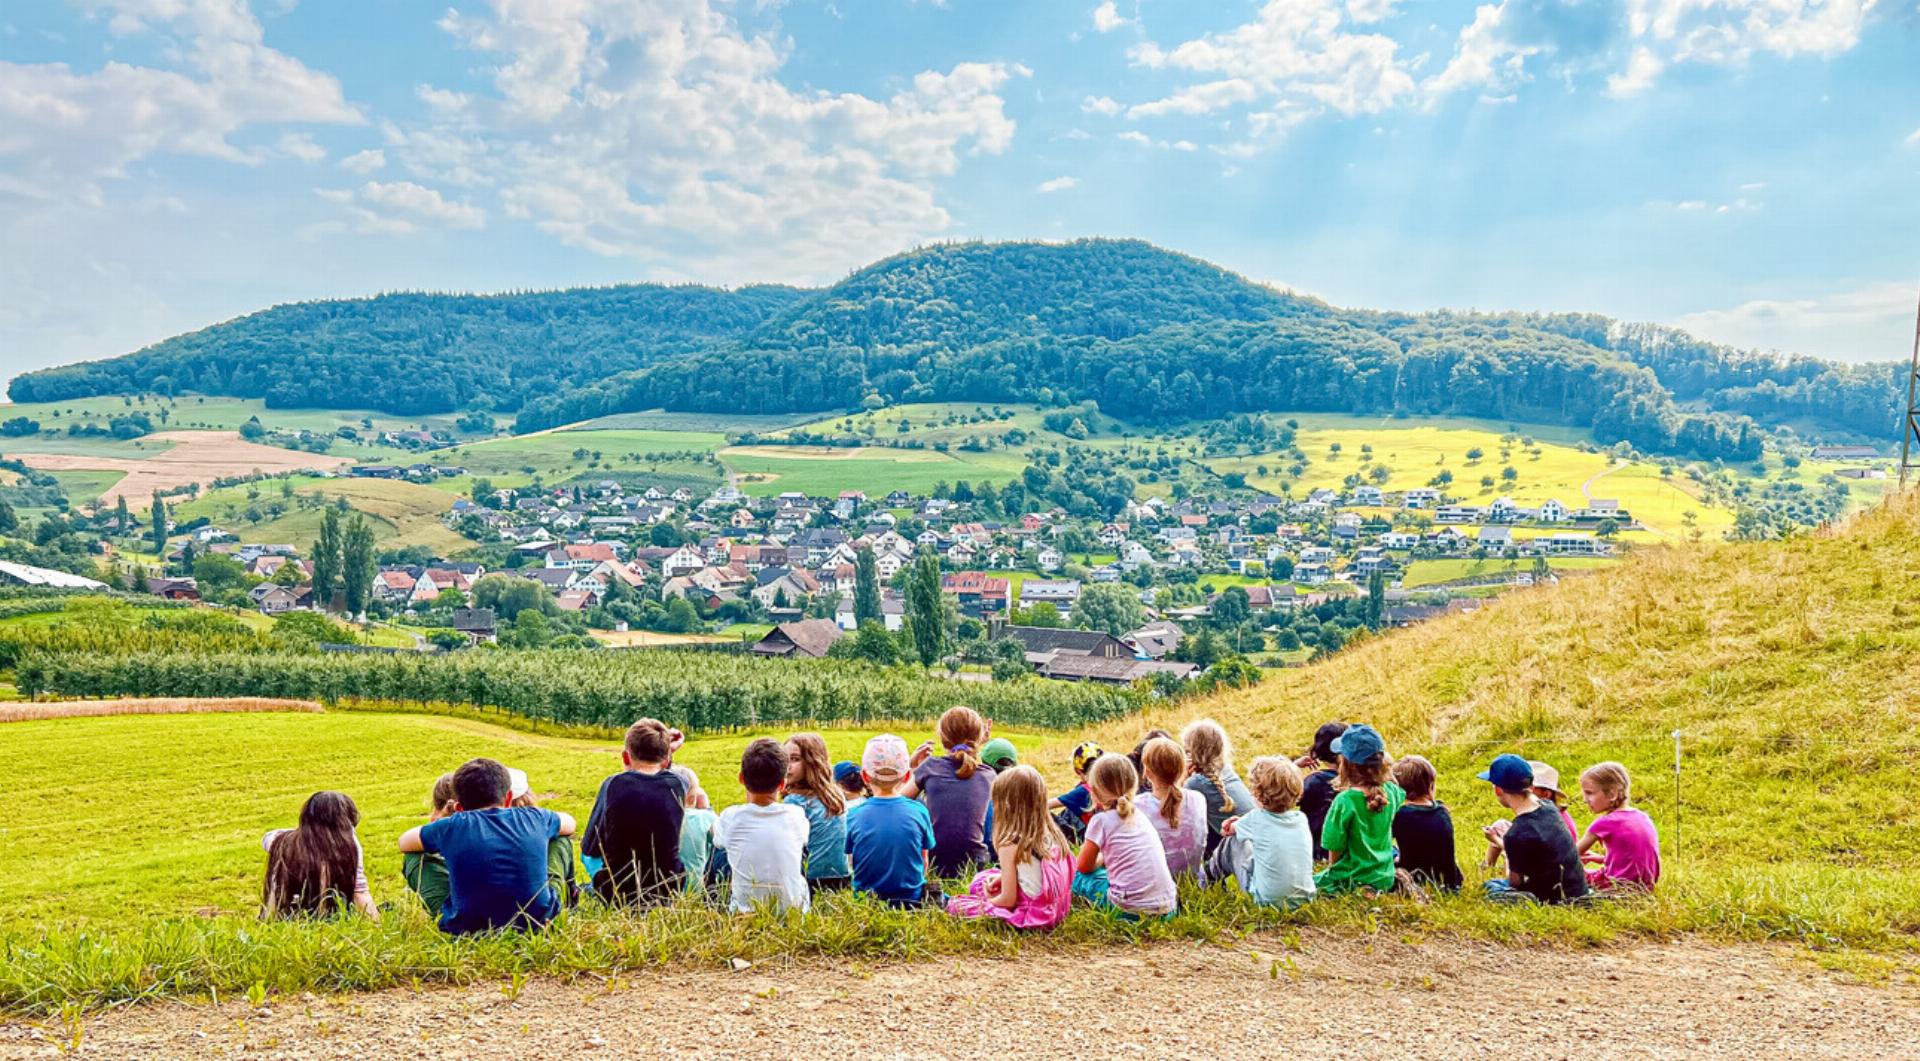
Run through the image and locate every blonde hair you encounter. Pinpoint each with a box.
[1180,718,1236,815]
[1088,754,1139,821]
[784,732,845,816]
[1390,755,1436,801]
[1337,751,1393,813]
[988,765,1069,865]
[1139,737,1188,828]
[1248,756,1303,813]
[938,706,987,781]
[671,764,704,809]
[1581,761,1632,812]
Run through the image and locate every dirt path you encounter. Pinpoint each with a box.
[15,431,353,504]
[8,934,1915,1059]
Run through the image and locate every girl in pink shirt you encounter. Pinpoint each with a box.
[1577,762,1661,890]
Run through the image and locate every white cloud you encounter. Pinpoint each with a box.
[1676,281,1916,363]
[1906,126,1920,148]
[276,131,326,162]
[1117,130,1153,145]
[1118,0,1418,149]
[1082,95,1123,116]
[1037,175,1079,193]
[1604,45,1664,97]
[1345,0,1398,23]
[0,0,359,204]
[339,148,386,174]
[317,180,484,233]
[1092,1,1132,33]
[388,0,1026,281]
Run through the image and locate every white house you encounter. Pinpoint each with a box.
[663,545,706,577]
[1537,498,1568,523]
[1402,488,1441,509]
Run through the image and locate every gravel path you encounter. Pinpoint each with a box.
[5,934,1915,1059]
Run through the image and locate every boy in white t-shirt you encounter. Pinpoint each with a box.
[714,738,811,913]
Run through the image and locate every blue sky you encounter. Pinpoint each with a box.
[1,0,1915,392]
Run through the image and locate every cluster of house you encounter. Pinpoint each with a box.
[746,615,1202,687]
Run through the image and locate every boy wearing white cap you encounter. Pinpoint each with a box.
[845,734,939,907]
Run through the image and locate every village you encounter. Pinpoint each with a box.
[127,472,1634,684]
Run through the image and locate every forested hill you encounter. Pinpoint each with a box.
[7,284,810,414]
[10,239,1900,457]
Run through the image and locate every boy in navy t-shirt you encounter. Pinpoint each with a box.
[1046,741,1103,843]
[399,758,577,934]
[845,734,937,906]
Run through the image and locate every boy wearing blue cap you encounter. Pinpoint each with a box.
[1479,754,1588,904]
[1312,723,1405,896]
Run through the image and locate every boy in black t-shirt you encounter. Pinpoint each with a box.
[582,718,688,906]
[1478,754,1588,904]
[1390,755,1463,891]
[1294,721,1347,861]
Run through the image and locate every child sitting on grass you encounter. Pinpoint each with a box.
[672,765,718,895]
[1182,719,1256,857]
[1577,762,1661,891]
[1073,754,1178,918]
[905,706,998,878]
[263,791,379,921]
[1391,755,1463,892]
[580,718,686,907]
[1479,754,1589,904]
[714,738,812,914]
[404,769,577,918]
[833,760,869,813]
[945,764,1074,929]
[1135,736,1208,880]
[1312,724,1405,897]
[1296,721,1348,861]
[398,758,576,934]
[1483,759,1581,871]
[846,734,939,907]
[1207,756,1315,908]
[1048,740,1104,843]
[784,732,850,894]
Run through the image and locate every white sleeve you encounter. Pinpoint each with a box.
[262,828,287,853]
[353,835,370,896]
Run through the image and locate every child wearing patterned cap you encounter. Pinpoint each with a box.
[1048,740,1104,843]
[846,733,939,907]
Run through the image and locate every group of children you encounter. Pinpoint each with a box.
[257,711,1662,932]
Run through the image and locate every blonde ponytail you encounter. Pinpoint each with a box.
[938,705,986,780]
[1089,754,1140,822]
[1140,737,1188,827]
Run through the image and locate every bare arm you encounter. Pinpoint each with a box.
[397,826,426,854]
[991,842,1022,910]
[353,889,381,921]
[1076,837,1102,876]
[554,811,576,837]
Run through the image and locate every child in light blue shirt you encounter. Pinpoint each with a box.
[1207,756,1316,907]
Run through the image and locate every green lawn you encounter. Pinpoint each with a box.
[0,395,466,439]
[1399,556,1620,588]
[174,474,466,553]
[44,469,127,507]
[434,429,729,491]
[0,710,1046,928]
[722,444,1029,497]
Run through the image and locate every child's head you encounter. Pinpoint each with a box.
[1181,718,1237,814]
[783,732,845,815]
[1331,724,1392,812]
[988,764,1069,863]
[670,764,707,810]
[623,717,674,767]
[1478,753,1535,808]
[833,760,868,799]
[1579,761,1631,813]
[739,738,787,797]
[428,771,458,820]
[862,733,911,794]
[937,705,987,779]
[1139,736,1188,827]
[1087,753,1139,820]
[1128,728,1174,776]
[452,757,512,811]
[1527,761,1567,807]
[1069,740,1105,779]
[1248,756,1304,814]
[1391,755,1437,802]
[1310,721,1350,767]
[981,737,1019,772]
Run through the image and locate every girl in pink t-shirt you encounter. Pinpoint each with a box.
[1577,762,1661,890]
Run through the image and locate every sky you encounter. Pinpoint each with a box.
[1,0,1916,394]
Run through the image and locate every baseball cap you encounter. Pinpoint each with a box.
[862,733,911,781]
[981,738,1018,770]
[1527,761,1564,797]
[1329,723,1384,764]
[1071,741,1105,775]
[1477,753,1534,794]
[832,760,863,788]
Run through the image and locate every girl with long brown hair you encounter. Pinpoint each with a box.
[904,706,998,877]
[784,732,851,892]
[262,791,378,920]
[944,765,1074,929]
[1136,737,1209,880]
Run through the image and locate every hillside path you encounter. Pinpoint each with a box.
[9,934,1916,1059]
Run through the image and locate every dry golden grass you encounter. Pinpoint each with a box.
[0,697,322,723]
[15,431,352,503]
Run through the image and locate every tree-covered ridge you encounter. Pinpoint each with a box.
[8,283,810,415]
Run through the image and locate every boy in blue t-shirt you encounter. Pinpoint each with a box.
[1046,741,1103,843]
[399,758,577,934]
[845,734,937,907]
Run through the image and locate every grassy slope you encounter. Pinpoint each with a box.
[174,475,467,553]
[0,712,1041,928]
[1076,491,1920,940]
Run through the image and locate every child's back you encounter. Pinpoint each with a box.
[1085,806,1177,915]
[846,794,935,905]
[1392,802,1464,892]
[784,793,849,885]
[1135,789,1208,879]
[1314,783,1405,894]
[420,805,565,933]
[714,801,810,913]
[1585,806,1661,890]
[679,806,719,891]
[1232,807,1316,906]
[912,756,995,877]
[581,769,686,905]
